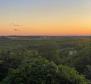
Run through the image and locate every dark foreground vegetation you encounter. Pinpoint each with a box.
[0,36,91,84]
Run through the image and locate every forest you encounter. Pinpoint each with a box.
[0,36,91,84]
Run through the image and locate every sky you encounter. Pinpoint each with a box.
[0,0,91,36]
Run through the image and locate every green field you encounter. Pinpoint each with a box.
[0,36,91,84]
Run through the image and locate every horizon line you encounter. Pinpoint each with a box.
[0,35,91,37]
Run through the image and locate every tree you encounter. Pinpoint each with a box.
[1,57,89,84]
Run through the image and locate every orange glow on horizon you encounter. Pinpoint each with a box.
[0,25,91,36]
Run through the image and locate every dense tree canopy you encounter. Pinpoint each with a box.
[0,37,91,84]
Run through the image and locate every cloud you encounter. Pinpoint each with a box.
[12,23,23,27]
[10,23,24,32]
[13,24,23,27]
[13,28,20,31]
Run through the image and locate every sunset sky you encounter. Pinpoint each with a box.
[0,0,91,36]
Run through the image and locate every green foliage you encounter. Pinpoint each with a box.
[84,65,91,80]
[58,65,89,84]
[1,57,89,84]
[0,37,91,83]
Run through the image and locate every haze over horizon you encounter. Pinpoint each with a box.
[0,0,91,36]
